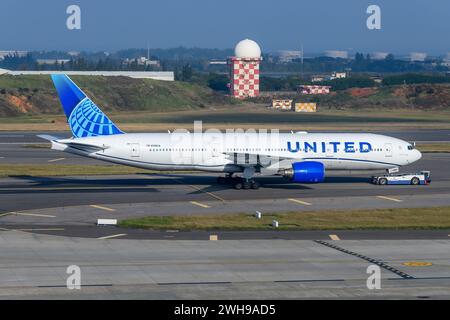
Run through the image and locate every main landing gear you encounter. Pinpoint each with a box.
[217,174,260,190]
[233,178,260,190]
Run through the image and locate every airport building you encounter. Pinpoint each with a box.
[277,50,302,63]
[298,85,331,94]
[272,99,293,110]
[0,50,28,60]
[0,69,175,81]
[228,39,262,98]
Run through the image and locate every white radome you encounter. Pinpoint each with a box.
[234,39,261,59]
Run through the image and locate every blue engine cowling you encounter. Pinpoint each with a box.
[284,161,325,183]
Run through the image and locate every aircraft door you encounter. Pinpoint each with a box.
[211,147,220,157]
[130,143,140,157]
[325,145,333,157]
[384,143,393,157]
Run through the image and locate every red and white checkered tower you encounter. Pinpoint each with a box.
[229,39,262,98]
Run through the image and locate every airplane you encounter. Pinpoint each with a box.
[39,74,422,190]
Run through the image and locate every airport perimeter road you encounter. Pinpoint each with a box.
[0,231,449,299]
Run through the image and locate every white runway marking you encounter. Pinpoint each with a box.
[48,158,65,163]
[17,228,65,231]
[15,212,56,218]
[98,233,127,240]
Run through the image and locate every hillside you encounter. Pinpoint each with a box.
[0,75,236,117]
[2,75,450,119]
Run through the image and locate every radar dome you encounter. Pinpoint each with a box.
[234,39,261,59]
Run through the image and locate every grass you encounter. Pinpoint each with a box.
[2,74,450,130]
[3,108,450,131]
[0,164,151,177]
[118,207,450,231]
[0,75,238,118]
[416,143,450,153]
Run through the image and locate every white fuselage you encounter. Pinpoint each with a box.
[52,132,422,174]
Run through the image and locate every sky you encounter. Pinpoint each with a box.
[1,0,449,55]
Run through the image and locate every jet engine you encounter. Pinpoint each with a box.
[282,161,325,183]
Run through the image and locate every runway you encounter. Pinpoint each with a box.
[0,130,450,239]
[0,130,449,299]
[1,230,449,299]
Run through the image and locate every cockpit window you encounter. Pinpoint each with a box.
[407,145,414,150]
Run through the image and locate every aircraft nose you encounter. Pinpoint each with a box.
[415,149,422,161]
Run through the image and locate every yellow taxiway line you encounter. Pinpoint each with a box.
[190,201,211,208]
[329,234,341,241]
[288,198,312,206]
[376,195,403,203]
[97,233,127,240]
[90,204,116,212]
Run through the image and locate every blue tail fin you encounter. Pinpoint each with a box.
[51,74,123,138]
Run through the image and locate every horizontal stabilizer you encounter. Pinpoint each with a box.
[57,139,109,152]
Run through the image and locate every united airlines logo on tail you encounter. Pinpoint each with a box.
[69,98,122,138]
[52,74,123,138]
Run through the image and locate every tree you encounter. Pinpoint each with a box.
[207,73,229,92]
[181,64,193,81]
[385,54,395,61]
